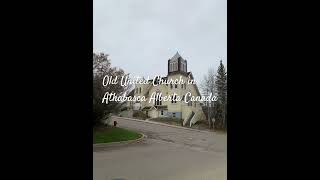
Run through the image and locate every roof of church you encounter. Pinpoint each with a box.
[142,105,168,111]
[170,51,185,61]
[141,106,152,111]
[155,105,168,110]
[127,89,134,97]
[147,76,167,83]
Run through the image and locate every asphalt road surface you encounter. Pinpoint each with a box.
[93,116,227,180]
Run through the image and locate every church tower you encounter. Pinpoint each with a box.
[168,52,187,76]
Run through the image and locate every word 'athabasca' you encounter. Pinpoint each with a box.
[101,92,217,104]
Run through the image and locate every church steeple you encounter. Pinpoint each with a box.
[171,51,181,60]
[168,51,187,75]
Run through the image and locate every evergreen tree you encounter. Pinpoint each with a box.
[214,60,227,130]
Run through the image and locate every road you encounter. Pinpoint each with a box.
[93,116,227,180]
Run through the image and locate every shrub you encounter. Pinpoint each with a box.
[133,110,149,120]
[120,106,128,111]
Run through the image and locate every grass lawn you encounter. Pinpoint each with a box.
[149,117,183,126]
[93,126,142,144]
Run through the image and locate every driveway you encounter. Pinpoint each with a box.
[93,116,227,180]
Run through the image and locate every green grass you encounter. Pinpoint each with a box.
[149,117,183,126]
[93,126,142,144]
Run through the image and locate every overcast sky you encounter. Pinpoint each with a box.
[94,0,226,84]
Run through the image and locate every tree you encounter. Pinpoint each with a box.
[200,68,216,129]
[214,60,227,130]
[93,52,131,126]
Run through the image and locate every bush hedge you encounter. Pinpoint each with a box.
[133,110,149,120]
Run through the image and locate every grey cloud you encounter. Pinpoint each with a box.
[94,0,227,84]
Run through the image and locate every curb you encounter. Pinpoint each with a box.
[112,116,214,134]
[93,133,147,150]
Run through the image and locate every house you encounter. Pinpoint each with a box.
[132,52,206,127]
